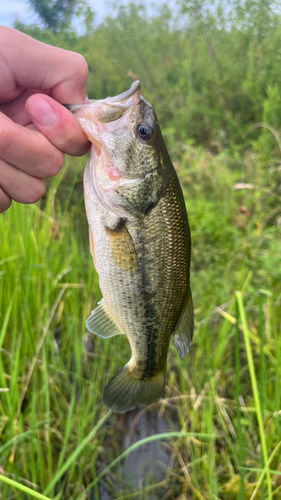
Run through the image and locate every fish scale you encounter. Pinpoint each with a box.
[70,81,193,413]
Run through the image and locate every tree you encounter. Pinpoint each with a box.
[28,0,92,33]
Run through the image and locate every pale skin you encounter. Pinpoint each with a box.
[0,26,91,213]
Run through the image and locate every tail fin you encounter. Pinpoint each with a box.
[103,364,165,413]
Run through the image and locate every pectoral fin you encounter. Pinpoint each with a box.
[172,286,194,359]
[86,299,124,338]
[106,220,138,272]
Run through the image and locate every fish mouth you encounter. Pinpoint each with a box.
[67,81,143,146]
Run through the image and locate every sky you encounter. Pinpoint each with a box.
[0,0,110,29]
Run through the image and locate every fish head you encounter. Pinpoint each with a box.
[69,81,167,220]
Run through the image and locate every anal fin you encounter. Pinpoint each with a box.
[86,299,124,338]
[172,286,194,359]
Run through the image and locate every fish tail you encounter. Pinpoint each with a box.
[103,363,165,413]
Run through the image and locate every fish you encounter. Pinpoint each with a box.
[69,81,193,413]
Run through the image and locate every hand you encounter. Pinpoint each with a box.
[0,26,90,213]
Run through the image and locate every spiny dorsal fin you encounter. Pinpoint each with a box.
[172,286,194,359]
[86,299,124,338]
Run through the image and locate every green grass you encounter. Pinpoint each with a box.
[0,147,281,499]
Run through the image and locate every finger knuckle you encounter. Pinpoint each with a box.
[69,52,89,82]
[45,153,64,177]
[27,179,46,203]
[77,54,89,81]
[62,133,77,153]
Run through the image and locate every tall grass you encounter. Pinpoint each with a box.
[0,147,281,499]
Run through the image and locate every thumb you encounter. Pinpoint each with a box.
[26,94,90,157]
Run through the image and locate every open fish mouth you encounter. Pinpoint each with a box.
[66,81,143,147]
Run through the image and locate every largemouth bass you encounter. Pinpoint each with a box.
[70,81,193,413]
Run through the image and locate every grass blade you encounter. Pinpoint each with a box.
[250,441,281,500]
[235,297,245,499]
[235,292,272,499]
[0,474,52,500]
[0,294,15,350]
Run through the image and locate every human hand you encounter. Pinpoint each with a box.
[0,26,90,213]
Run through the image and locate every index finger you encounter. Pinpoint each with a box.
[0,27,88,104]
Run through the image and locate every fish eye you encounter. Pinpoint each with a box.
[136,122,153,141]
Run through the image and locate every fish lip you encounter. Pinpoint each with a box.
[66,81,141,112]
[104,80,141,103]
